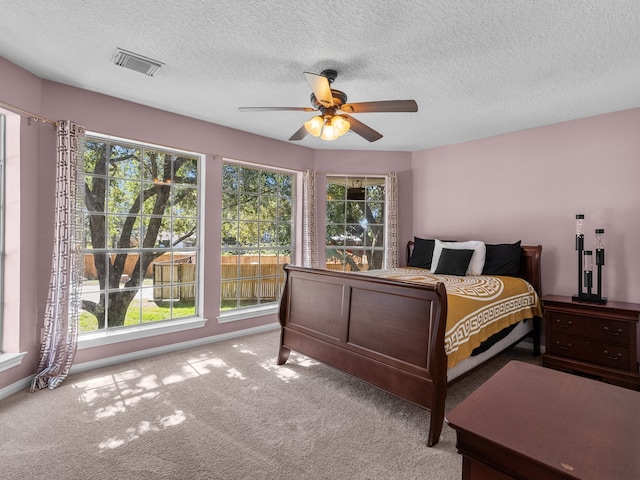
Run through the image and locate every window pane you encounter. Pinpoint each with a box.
[109,145,140,179]
[109,179,141,214]
[239,166,259,193]
[238,221,259,247]
[85,214,106,249]
[222,192,238,220]
[327,179,346,200]
[174,157,198,185]
[84,140,108,176]
[141,216,169,248]
[259,196,277,221]
[172,185,198,217]
[174,217,198,248]
[260,170,278,195]
[222,164,239,190]
[278,174,293,197]
[240,193,258,218]
[260,222,276,246]
[346,201,365,223]
[326,202,346,224]
[143,150,173,183]
[367,202,385,224]
[108,215,141,249]
[222,221,239,247]
[142,183,171,213]
[277,223,292,246]
[278,197,292,221]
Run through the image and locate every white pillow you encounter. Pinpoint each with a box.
[431,239,486,276]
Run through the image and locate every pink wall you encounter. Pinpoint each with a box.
[0,57,52,388]
[411,108,640,303]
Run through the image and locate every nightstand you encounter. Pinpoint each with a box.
[542,294,640,390]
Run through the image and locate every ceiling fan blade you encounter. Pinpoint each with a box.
[342,114,383,142]
[341,100,418,114]
[238,106,316,112]
[289,125,308,141]
[304,72,334,108]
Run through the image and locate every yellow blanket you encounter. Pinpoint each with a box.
[358,268,543,368]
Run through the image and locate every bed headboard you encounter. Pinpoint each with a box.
[406,241,542,295]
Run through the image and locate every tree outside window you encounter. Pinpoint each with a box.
[326,176,385,271]
[81,135,201,331]
[221,163,294,312]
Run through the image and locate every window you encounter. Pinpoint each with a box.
[221,162,294,314]
[81,134,202,332]
[326,175,386,271]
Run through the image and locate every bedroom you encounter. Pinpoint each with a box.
[0,0,639,427]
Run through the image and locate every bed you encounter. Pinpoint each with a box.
[277,239,543,447]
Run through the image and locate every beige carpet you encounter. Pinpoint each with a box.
[0,331,540,479]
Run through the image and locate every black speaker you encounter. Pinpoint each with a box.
[347,187,365,200]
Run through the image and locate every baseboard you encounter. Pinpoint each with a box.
[0,323,280,402]
[0,376,35,401]
[70,322,280,374]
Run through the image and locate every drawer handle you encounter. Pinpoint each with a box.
[603,350,622,361]
[555,341,572,351]
[555,319,573,328]
[603,326,623,336]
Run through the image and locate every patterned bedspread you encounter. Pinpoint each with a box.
[359,268,543,368]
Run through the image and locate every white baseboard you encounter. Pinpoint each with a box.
[0,376,34,400]
[0,323,280,401]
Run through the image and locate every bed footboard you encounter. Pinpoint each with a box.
[277,265,449,447]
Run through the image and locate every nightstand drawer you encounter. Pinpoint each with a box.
[550,333,630,370]
[548,312,631,345]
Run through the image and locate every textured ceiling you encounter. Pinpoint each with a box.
[1,1,639,151]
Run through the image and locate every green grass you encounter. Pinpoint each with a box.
[80,301,196,332]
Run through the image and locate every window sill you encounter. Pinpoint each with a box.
[0,352,28,373]
[78,316,208,350]
[218,305,279,323]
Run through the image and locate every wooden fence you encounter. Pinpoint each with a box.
[84,254,357,303]
[153,263,197,302]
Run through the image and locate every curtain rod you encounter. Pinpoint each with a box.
[0,99,58,126]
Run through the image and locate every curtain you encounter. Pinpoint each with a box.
[31,120,85,391]
[302,170,319,268]
[385,172,399,268]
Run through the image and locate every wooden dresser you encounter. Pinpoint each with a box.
[446,361,640,480]
[542,294,640,390]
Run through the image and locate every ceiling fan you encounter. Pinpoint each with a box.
[238,69,418,142]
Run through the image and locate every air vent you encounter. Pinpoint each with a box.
[113,48,164,76]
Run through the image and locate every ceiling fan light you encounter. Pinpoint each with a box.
[320,119,339,141]
[304,116,324,137]
[332,115,350,137]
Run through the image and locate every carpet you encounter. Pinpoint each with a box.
[0,330,540,479]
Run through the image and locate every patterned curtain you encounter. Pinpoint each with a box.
[302,170,319,268]
[31,120,85,391]
[385,172,399,268]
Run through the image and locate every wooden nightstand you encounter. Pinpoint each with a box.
[542,294,640,390]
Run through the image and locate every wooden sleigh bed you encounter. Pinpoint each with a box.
[277,241,543,447]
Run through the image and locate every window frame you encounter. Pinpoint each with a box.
[325,174,387,272]
[219,160,296,321]
[78,132,206,344]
